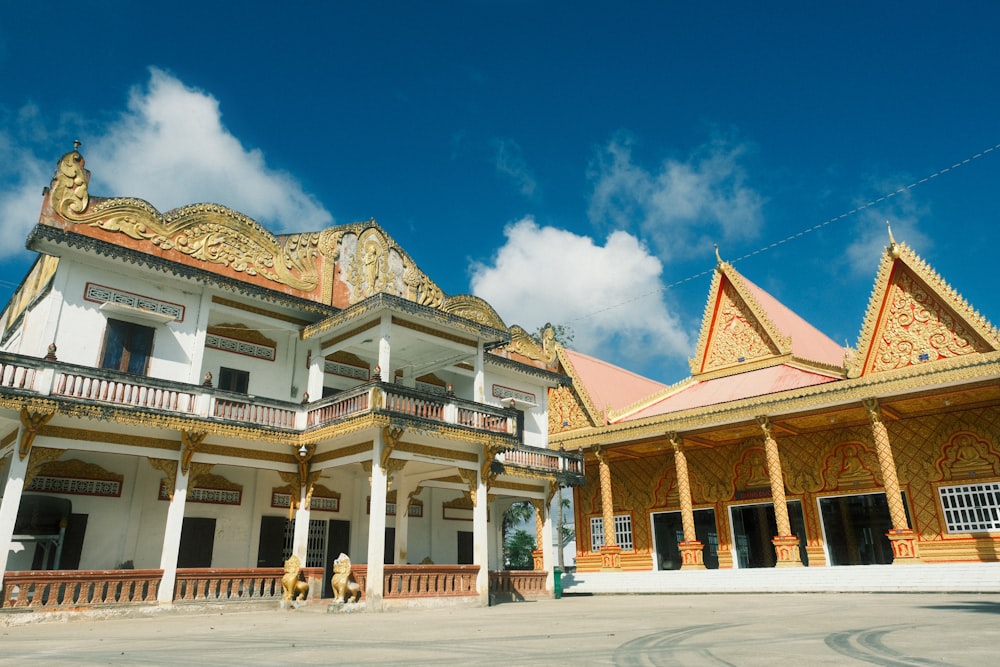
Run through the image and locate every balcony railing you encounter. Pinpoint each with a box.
[0,351,585,481]
[0,351,513,438]
[498,444,586,487]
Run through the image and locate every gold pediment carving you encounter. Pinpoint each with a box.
[851,242,999,378]
[440,294,507,330]
[937,431,1000,481]
[31,458,123,483]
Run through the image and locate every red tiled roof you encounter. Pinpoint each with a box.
[563,348,669,416]
[622,364,841,421]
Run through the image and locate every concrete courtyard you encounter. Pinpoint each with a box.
[2,592,998,666]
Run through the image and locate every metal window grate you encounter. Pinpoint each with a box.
[939,482,1000,533]
[589,514,634,551]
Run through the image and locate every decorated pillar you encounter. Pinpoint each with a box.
[669,433,705,570]
[474,341,485,403]
[595,446,622,571]
[864,398,920,563]
[292,443,316,563]
[531,498,545,570]
[0,410,54,588]
[757,416,801,567]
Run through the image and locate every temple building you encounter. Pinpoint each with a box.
[0,145,583,610]
[552,239,1000,572]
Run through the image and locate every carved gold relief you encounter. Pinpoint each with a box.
[865,268,992,374]
[30,458,124,484]
[25,447,65,487]
[440,295,507,330]
[937,431,1000,480]
[206,323,277,347]
[702,280,779,373]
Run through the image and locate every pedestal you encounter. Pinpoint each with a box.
[599,545,622,571]
[678,540,706,570]
[887,529,921,563]
[772,535,803,567]
[531,549,545,571]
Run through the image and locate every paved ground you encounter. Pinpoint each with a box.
[2,593,999,666]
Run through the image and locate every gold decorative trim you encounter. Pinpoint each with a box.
[315,441,374,462]
[551,351,1000,450]
[206,323,277,348]
[689,264,790,376]
[25,447,65,488]
[19,409,54,460]
[851,242,999,378]
[210,296,313,326]
[149,458,178,500]
[392,316,477,348]
[507,324,558,365]
[440,295,507,329]
[315,321,379,349]
[394,441,479,463]
[554,346,603,427]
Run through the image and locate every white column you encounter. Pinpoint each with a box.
[474,341,485,403]
[366,435,388,609]
[292,485,311,562]
[542,494,555,591]
[377,314,392,381]
[157,467,190,604]
[473,462,489,605]
[187,290,213,384]
[0,451,30,588]
[305,342,325,401]
[394,478,413,564]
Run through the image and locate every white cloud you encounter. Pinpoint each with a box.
[469,217,691,371]
[587,134,765,260]
[0,68,332,259]
[88,68,332,230]
[842,180,931,276]
[492,138,537,198]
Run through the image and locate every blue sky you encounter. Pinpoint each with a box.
[2,1,999,383]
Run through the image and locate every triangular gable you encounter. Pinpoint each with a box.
[550,347,668,431]
[690,262,845,378]
[850,241,1000,377]
[690,264,788,376]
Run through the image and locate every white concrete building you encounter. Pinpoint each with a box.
[0,145,583,610]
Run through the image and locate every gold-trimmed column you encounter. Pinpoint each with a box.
[757,416,802,567]
[595,445,622,571]
[864,398,920,563]
[531,498,545,571]
[669,433,705,570]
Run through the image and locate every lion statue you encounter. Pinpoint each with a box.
[282,555,310,604]
[331,552,361,603]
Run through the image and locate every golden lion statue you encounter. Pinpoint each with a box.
[282,555,310,603]
[331,552,361,603]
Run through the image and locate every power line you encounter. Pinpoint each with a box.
[568,140,1000,324]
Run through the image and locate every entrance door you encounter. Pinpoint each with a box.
[323,520,351,598]
[257,516,291,567]
[457,531,474,564]
[730,502,807,568]
[819,493,897,565]
[177,517,216,568]
[651,509,719,570]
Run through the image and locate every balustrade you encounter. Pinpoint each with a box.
[382,565,479,598]
[0,359,36,391]
[53,372,195,413]
[1,569,162,609]
[489,570,549,600]
[212,399,296,429]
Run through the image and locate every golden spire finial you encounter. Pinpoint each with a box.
[714,244,723,266]
[886,220,900,258]
[73,139,81,152]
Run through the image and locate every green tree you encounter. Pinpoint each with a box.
[504,529,536,570]
[533,323,575,347]
[502,501,536,570]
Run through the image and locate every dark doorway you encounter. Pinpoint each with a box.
[257,516,291,567]
[29,513,87,570]
[820,493,900,565]
[651,509,719,570]
[730,502,808,568]
[324,520,351,598]
[384,527,395,565]
[457,531,474,564]
[177,517,216,568]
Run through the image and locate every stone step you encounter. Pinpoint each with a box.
[560,562,1000,594]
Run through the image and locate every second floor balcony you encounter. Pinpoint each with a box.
[0,351,584,485]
